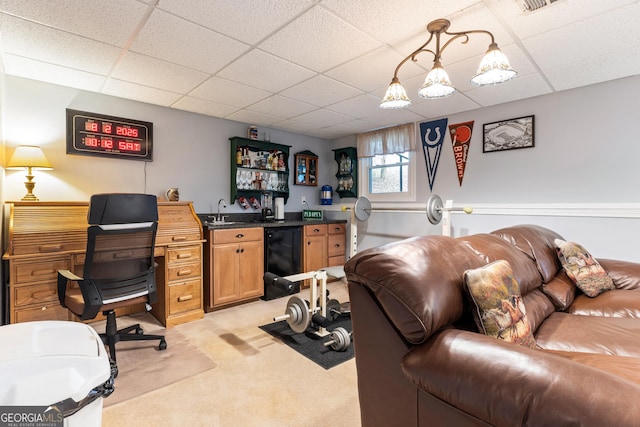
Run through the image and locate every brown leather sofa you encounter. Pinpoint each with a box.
[345,224,640,427]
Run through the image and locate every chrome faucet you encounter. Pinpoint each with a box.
[217,198,227,222]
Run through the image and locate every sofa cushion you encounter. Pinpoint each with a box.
[491,224,564,284]
[541,270,576,310]
[554,239,614,297]
[535,312,640,357]
[463,260,537,348]
[459,233,543,295]
[567,290,640,318]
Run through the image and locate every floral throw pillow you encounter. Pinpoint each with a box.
[463,260,537,348]
[553,239,614,297]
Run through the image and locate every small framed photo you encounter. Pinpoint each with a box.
[483,115,535,153]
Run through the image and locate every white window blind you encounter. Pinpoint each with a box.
[356,122,416,157]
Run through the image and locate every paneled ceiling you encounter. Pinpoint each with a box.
[1,0,638,140]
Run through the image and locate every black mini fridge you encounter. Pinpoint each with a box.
[263,227,302,300]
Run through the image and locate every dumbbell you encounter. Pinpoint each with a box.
[323,327,352,352]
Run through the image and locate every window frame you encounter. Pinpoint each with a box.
[358,150,417,203]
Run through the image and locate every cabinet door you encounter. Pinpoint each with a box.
[304,234,327,273]
[212,243,240,305]
[238,240,264,299]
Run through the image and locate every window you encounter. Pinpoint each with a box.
[357,123,417,202]
[360,151,416,202]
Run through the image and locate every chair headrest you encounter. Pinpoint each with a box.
[88,193,158,225]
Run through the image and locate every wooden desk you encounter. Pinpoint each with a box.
[3,201,205,328]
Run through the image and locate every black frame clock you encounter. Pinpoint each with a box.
[66,109,153,161]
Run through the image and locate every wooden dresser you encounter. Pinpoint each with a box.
[3,201,205,328]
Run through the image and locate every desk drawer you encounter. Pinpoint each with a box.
[13,258,71,285]
[167,245,201,264]
[15,283,59,307]
[168,278,202,315]
[156,232,202,246]
[166,262,200,282]
[14,303,70,323]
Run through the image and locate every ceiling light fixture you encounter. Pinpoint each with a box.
[380,19,517,109]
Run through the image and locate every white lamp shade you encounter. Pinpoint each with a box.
[380,78,412,109]
[471,43,517,86]
[6,145,53,170]
[418,62,455,99]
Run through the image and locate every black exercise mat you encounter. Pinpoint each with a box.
[259,316,354,370]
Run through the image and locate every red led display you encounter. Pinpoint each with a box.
[67,109,153,161]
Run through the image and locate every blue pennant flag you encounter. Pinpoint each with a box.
[420,118,448,191]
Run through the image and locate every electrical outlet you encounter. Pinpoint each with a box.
[301,195,306,204]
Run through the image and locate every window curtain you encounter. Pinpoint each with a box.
[356,122,416,158]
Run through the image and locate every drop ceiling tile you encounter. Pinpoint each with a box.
[259,6,381,72]
[323,119,377,135]
[321,0,478,44]
[272,119,319,135]
[131,9,249,74]
[113,51,210,93]
[157,0,316,45]
[406,92,481,119]
[217,49,316,92]
[189,77,271,108]
[4,54,106,92]
[464,73,552,107]
[172,96,241,117]
[280,75,362,108]
[523,3,640,71]
[292,108,353,128]
[488,0,638,40]
[226,109,282,126]
[0,0,149,46]
[102,78,183,106]
[359,108,426,129]
[0,14,121,74]
[543,45,640,92]
[325,46,427,93]
[246,95,317,119]
[327,94,382,119]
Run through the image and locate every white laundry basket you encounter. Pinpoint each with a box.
[0,321,114,427]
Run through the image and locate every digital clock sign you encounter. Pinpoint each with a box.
[66,109,153,161]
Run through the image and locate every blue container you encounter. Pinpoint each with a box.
[321,185,333,205]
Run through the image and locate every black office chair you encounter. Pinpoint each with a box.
[58,193,167,374]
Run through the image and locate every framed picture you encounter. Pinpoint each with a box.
[483,115,534,153]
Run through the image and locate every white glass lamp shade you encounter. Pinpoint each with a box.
[418,61,455,99]
[471,43,517,86]
[6,145,53,170]
[380,77,412,109]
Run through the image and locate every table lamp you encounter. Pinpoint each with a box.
[6,145,53,201]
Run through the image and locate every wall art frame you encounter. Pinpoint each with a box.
[483,115,534,153]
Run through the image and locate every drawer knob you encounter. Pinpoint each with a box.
[31,269,55,276]
[177,269,192,276]
[177,253,192,259]
[172,236,187,241]
[236,233,245,238]
[178,294,193,302]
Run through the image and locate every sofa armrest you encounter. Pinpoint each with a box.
[401,329,640,427]
[598,258,640,290]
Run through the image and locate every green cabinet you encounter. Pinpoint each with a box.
[333,147,357,198]
[229,137,290,204]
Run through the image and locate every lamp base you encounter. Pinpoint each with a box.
[22,175,39,202]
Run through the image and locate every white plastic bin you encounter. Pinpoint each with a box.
[0,321,113,427]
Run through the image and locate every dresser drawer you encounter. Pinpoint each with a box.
[15,283,59,307]
[156,232,202,247]
[168,278,202,315]
[166,262,200,282]
[14,303,70,323]
[212,227,263,244]
[13,258,71,285]
[328,233,346,257]
[166,245,201,264]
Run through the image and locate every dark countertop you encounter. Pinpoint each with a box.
[197,212,346,230]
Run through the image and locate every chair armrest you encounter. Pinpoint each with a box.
[57,269,83,307]
[598,258,640,290]
[401,328,640,426]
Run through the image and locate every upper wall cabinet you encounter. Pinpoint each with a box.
[230,137,290,204]
[294,151,318,186]
[333,147,357,198]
